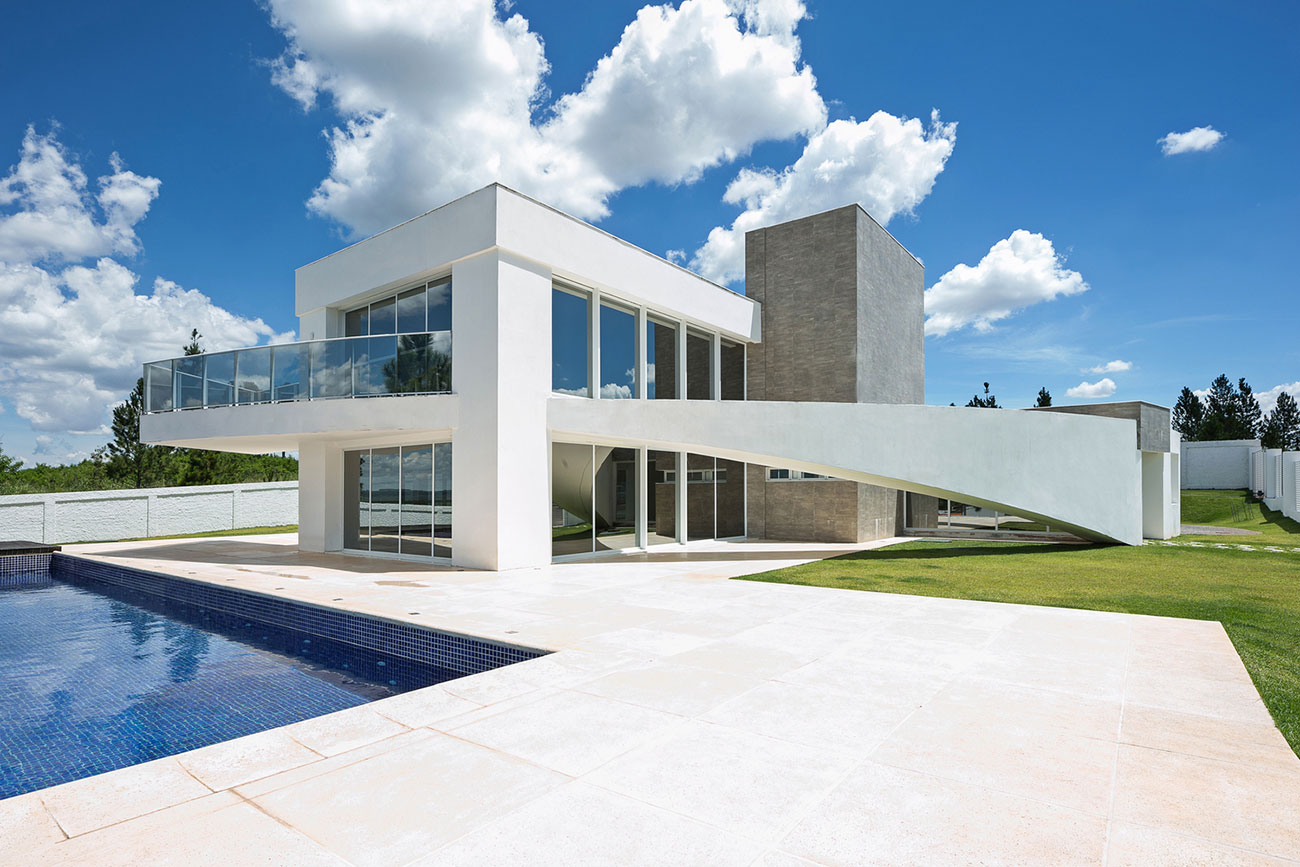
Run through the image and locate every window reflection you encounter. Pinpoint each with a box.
[396,286,426,334]
[272,344,308,401]
[595,447,638,550]
[353,335,397,395]
[686,330,712,400]
[551,441,594,556]
[686,453,716,540]
[235,348,271,404]
[428,280,452,332]
[599,303,636,399]
[647,317,677,399]
[399,446,433,557]
[174,356,204,408]
[369,447,401,553]
[720,340,744,401]
[369,296,396,335]
[145,361,173,412]
[552,288,590,397]
[345,443,452,559]
[309,340,352,398]
[647,450,678,544]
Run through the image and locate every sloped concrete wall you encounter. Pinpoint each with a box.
[0,481,297,544]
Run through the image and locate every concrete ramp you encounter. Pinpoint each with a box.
[549,399,1143,544]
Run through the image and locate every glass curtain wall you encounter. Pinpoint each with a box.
[345,443,452,559]
[686,453,716,541]
[715,457,745,537]
[595,447,638,551]
[686,330,712,400]
[599,302,637,399]
[720,340,745,400]
[647,450,678,544]
[552,288,590,397]
[551,441,595,557]
[647,317,677,399]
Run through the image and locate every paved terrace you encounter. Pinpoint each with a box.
[4,534,1297,865]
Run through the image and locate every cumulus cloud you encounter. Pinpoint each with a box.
[0,126,161,264]
[0,128,292,438]
[1087,359,1131,374]
[690,110,956,284]
[1067,378,1117,400]
[1258,382,1300,416]
[266,0,825,234]
[1158,125,1225,156]
[923,230,1088,337]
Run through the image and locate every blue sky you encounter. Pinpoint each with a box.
[0,0,1296,464]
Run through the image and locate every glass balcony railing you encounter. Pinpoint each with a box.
[142,332,452,413]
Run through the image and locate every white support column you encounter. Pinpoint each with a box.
[635,447,648,548]
[710,333,722,401]
[298,440,343,553]
[676,321,687,400]
[589,288,601,399]
[675,451,687,543]
[451,249,553,571]
[635,306,648,400]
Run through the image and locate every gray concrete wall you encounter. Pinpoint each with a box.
[743,204,925,542]
[1031,401,1171,452]
[1181,439,1259,489]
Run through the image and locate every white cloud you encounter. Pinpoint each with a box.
[0,126,161,264]
[266,0,825,235]
[1066,378,1117,400]
[689,110,956,284]
[923,230,1088,337]
[1087,359,1131,374]
[0,128,293,438]
[1258,382,1300,416]
[1158,125,1225,156]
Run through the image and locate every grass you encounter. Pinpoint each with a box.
[1178,489,1300,544]
[739,492,1300,755]
[112,525,298,543]
[551,522,593,541]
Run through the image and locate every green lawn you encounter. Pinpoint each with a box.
[1178,489,1300,544]
[112,525,298,543]
[739,493,1300,755]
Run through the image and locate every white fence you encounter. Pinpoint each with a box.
[0,481,298,545]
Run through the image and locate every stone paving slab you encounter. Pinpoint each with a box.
[3,533,1298,865]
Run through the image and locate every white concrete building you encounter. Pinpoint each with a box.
[140,184,1179,570]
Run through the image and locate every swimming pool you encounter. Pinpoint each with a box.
[0,554,543,799]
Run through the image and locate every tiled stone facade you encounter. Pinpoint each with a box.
[744,205,925,542]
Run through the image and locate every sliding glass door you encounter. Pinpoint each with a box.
[344,443,452,560]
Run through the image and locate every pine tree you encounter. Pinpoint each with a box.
[106,378,167,488]
[1262,391,1300,451]
[966,382,999,408]
[1200,374,1237,440]
[1172,387,1205,441]
[183,328,203,356]
[1235,378,1263,439]
[1035,387,1052,407]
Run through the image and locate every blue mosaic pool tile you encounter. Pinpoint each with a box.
[50,554,548,675]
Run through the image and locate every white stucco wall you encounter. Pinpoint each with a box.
[0,482,297,545]
[1180,440,1260,490]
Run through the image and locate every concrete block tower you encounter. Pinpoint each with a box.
[743,204,926,542]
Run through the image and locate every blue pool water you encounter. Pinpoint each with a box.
[0,561,459,799]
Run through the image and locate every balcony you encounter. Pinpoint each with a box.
[143,332,451,414]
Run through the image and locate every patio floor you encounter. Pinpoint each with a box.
[4,534,1298,865]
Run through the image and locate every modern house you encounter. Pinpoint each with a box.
[140,184,1180,570]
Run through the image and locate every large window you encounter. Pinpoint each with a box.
[552,287,590,397]
[599,302,637,399]
[345,279,451,337]
[647,317,677,399]
[345,443,452,559]
[647,450,678,544]
[721,340,744,400]
[686,330,712,400]
[595,447,638,550]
